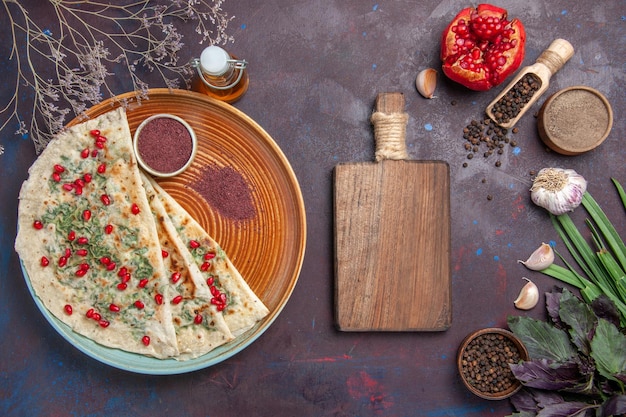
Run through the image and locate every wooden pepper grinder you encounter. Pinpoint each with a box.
[486,38,574,129]
[191,45,249,103]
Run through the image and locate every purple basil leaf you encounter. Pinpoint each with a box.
[599,394,626,417]
[536,401,595,417]
[510,388,540,412]
[510,359,596,395]
[590,319,626,383]
[546,287,564,327]
[558,289,596,355]
[508,316,577,362]
[591,295,621,328]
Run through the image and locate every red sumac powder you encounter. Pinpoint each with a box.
[190,165,256,221]
[137,117,193,174]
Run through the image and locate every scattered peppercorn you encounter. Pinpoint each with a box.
[461,333,522,395]
[461,116,516,167]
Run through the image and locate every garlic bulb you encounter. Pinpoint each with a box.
[530,168,587,215]
[518,242,554,271]
[514,278,539,310]
[416,68,437,99]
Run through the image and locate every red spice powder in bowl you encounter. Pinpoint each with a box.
[133,114,197,177]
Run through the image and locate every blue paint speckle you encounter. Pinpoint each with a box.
[373,4,379,11]
[471,101,477,105]
[424,123,433,131]
[473,220,478,225]
[508,243,513,248]
[362,31,367,37]
[549,240,557,248]
[241,23,247,29]
[561,10,568,15]
[494,255,500,261]
[512,146,521,155]
[476,248,483,256]
[43,29,52,36]
[372,64,377,70]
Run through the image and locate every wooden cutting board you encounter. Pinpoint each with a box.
[334,92,451,331]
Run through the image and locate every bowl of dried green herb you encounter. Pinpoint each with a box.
[457,327,529,400]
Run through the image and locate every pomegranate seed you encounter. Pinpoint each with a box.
[117,282,127,290]
[68,230,76,241]
[134,300,145,309]
[104,224,114,234]
[219,293,227,303]
[82,209,91,221]
[121,273,131,284]
[216,303,226,312]
[58,256,68,267]
[97,163,106,174]
[204,253,215,260]
[33,220,44,229]
[90,129,101,137]
[62,183,74,192]
[74,186,83,196]
[83,173,92,183]
[106,262,117,271]
[86,308,95,318]
[172,295,183,305]
[207,276,214,286]
[81,148,90,159]
[117,267,128,277]
[64,248,72,258]
[194,314,203,324]
[91,149,99,158]
[75,268,87,277]
[92,312,101,321]
[138,279,149,288]
[142,335,150,346]
[101,194,111,206]
[155,294,163,305]
[52,172,61,182]
[189,240,200,249]
[40,256,50,267]
[53,164,65,173]
[95,140,105,149]
[210,286,220,297]
[96,134,107,142]
[74,178,85,188]
[171,272,181,283]
[98,319,110,328]
[77,237,88,245]
[161,250,169,258]
[64,304,73,315]
[100,256,111,265]
[200,262,210,271]
[109,304,120,312]
[131,203,140,215]
[76,249,88,256]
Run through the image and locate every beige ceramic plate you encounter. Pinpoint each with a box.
[55,88,306,373]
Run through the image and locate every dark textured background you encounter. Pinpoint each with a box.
[1,1,624,416]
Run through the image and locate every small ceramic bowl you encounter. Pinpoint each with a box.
[457,328,529,400]
[133,114,197,177]
[538,86,613,155]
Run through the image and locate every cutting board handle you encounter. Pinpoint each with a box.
[371,92,409,161]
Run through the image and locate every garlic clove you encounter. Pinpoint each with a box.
[514,278,539,310]
[518,242,554,271]
[416,68,437,99]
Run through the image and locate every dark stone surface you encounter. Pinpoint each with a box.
[1,1,624,416]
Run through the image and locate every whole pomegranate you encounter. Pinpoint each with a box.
[440,4,526,91]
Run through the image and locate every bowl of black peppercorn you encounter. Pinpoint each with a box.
[457,328,529,400]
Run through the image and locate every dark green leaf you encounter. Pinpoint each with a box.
[590,318,626,383]
[558,289,597,355]
[508,316,577,363]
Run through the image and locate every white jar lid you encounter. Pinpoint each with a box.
[200,46,230,76]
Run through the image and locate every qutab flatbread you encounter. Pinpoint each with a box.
[15,108,268,361]
[15,108,179,358]
[146,176,270,337]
